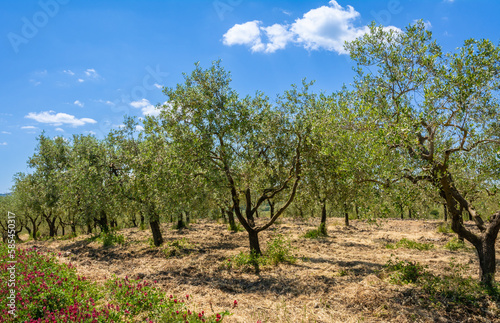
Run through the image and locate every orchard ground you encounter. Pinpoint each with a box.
[21,218,500,322]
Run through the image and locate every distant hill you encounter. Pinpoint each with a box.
[0,193,11,197]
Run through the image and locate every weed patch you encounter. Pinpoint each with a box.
[223,234,296,272]
[436,222,453,234]
[87,231,125,247]
[384,257,427,284]
[303,223,328,239]
[385,238,434,251]
[163,238,195,258]
[444,237,469,251]
[384,257,500,314]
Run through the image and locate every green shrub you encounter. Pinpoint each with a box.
[384,257,500,309]
[265,234,297,265]
[224,235,296,272]
[225,250,263,272]
[385,238,434,250]
[163,238,194,258]
[437,222,453,233]
[444,237,468,251]
[384,257,427,284]
[88,231,125,247]
[419,259,497,307]
[102,231,125,247]
[303,224,328,238]
[228,222,244,232]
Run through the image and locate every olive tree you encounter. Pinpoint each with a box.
[347,21,500,286]
[28,133,70,237]
[155,61,306,254]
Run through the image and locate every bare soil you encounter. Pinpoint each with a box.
[21,218,500,323]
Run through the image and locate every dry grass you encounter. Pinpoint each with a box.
[21,218,500,323]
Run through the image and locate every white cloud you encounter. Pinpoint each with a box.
[154,83,162,89]
[55,128,64,132]
[84,68,100,78]
[223,0,399,54]
[1,131,11,134]
[262,24,294,53]
[30,79,41,86]
[25,111,97,127]
[130,99,161,116]
[21,126,38,130]
[0,142,7,146]
[78,78,84,83]
[135,125,144,131]
[63,69,75,75]
[74,100,84,107]
[223,20,264,52]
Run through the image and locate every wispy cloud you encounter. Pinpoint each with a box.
[21,126,38,130]
[63,68,101,83]
[74,100,84,107]
[1,131,11,135]
[0,142,7,146]
[223,0,399,54]
[25,111,97,127]
[55,128,64,132]
[84,68,100,79]
[154,83,162,89]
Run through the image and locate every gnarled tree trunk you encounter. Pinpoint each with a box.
[344,202,349,227]
[44,211,57,237]
[226,208,237,231]
[439,166,500,287]
[149,219,163,246]
[248,229,261,255]
[320,199,327,235]
[98,210,109,233]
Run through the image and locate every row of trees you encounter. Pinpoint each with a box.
[2,22,499,285]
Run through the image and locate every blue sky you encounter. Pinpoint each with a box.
[1,0,499,193]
